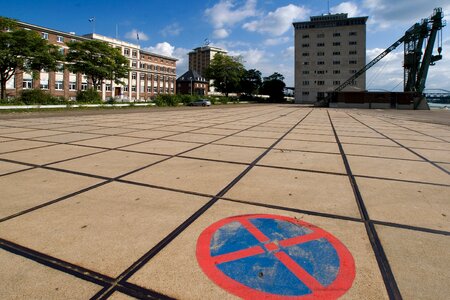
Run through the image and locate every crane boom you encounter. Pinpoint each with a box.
[335,35,406,92]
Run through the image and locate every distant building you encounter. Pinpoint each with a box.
[293,13,368,104]
[176,70,209,96]
[188,46,227,77]
[6,21,177,101]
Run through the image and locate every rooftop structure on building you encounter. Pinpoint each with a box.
[176,70,209,96]
[293,13,368,104]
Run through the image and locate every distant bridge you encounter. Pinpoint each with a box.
[424,89,450,103]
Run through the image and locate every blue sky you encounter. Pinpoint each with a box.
[3,0,450,90]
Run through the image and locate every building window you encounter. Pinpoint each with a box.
[81,83,88,90]
[302,52,309,56]
[140,73,145,79]
[349,50,357,55]
[349,41,357,45]
[40,80,49,90]
[333,42,341,46]
[317,33,325,38]
[302,91,310,95]
[59,48,65,55]
[153,87,157,93]
[57,36,64,43]
[23,79,33,89]
[302,43,310,47]
[349,32,357,36]
[41,32,48,40]
[55,81,64,90]
[350,70,357,74]
[349,60,357,64]
[302,81,309,86]
[333,61,341,65]
[317,81,325,86]
[132,50,137,58]
[333,33,341,37]
[131,85,136,92]
[333,51,341,55]
[131,61,137,68]
[140,85,145,92]
[69,82,76,90]
[317,70,325,74]
[302,62,309,65]
[333,70,341,74]
[105,84,111,91]
[317,61,325,65]
[317,43,325,47]
[147,86,152,93]
[124,48,130,56]
[302,34,309,38]
[56,63,64,73]
[317,52,325,56]
[333,81,341,85]
[302,70,309,74]
[123,86,129,92]
[132,73,137,80]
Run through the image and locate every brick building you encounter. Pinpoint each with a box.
[176,70,209,96]
[5,21,177,101]
[293,13,368,104]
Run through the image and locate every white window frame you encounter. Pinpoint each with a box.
[55,81,64,90]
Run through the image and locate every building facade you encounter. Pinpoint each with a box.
[188,46,227,77]
[6,21,177,101]
[176,70,209,96]
[293,13,368,104]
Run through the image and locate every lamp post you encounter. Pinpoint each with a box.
[190,76,193,95]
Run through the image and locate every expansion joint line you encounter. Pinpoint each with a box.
[327,111,402,300]
[91,108,314,300]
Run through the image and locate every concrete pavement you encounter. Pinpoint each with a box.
[0,105,449,299]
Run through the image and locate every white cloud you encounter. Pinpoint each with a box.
[330,2,361,17]
[362,0,449,30]
[264,37,290,46]
[160,23,182,37]
[205,0,258,28]
[213,28,230,39]
[243,4,309,36]
[124,29,149,41]
[282,46,295,59]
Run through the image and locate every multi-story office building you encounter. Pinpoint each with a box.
[293,13,368,104]
[6,21,177,101]
[188,46,227,77]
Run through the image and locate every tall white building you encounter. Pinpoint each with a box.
[293,13,368,104]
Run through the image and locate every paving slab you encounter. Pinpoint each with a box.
[123,157,247,195]
[127,201,387,300]
[121,139,200,155]
[33,132,105,143]
[0,129,66,139]
[284,132,337,142]
[356,177,450,231]
[49,150,167,178]
[0,144,105,165]
[0,249,101,299]
[0,167,102,219]
[73,136,148,149]
[224,166,360,218]
[376,225,450,300]
[342,143,421,160]
[259,149,347,174]
[182,144,265,164]
[348,155,450,185]
[0,139,54,154]
[410,148,450,163]
[214,136,277,148]
[0,160,31,176]
[0,182,209,277]
[163,132,221,144]
[339,136,399,147]
[275,139,340,154]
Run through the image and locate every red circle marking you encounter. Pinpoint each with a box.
[196,214,355,299]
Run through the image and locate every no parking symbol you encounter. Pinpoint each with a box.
[196,214,355,299]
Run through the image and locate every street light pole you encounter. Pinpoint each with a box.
[190,77,193,95]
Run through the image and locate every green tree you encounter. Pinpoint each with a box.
[204,53,245,97]
[66,40,129,91]
[260,72,286,102]
[241,69,262,96]
[0,17,63,99]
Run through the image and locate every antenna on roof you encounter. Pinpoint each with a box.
[204,38,210,46]
[327,0,331,14]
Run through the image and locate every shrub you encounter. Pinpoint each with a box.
[19,89,67,105]
[76,88,102,103]
[153,94,180,107]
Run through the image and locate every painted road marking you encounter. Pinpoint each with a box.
[196,214,355,299]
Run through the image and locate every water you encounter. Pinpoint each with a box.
[428,103,449,110]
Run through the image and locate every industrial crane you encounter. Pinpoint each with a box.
[322,8,445,108]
